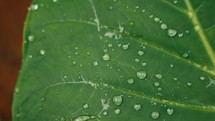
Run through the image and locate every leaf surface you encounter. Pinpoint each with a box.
[13,0,215,121]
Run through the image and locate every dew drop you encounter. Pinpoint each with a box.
[28,4,38,11]
[137,71,146,79]
[141,9,146,12]
[129,21,135,26]
[135,58,140,62]
[114,109,121,115]
[167,29,177,37]
[178,33,183,37]
[28,55,33,59]
[122,44,129,50]
[40,49,46,55]
[151,111,160,119]
[83,103,89,109]
[102,54,110,61]
[154,17,160,22]
[170,64,174,68]
[103,111,108,116]
[157,87,162,91]
[108,44,113,48]
[194,25,200,31]
[72,115,95,121]
[167,108,174,115]
[133,104,141,111]
[173,0,178,4]
[127,78,135,84]
[93,61,99,66]
[154,82,160,87]
[141,63,147,67]
[28,35,34,42]
[200,76,206,81]
[155,74,163,79]
[182,52,189,58]
[113,95,123,105]
[60,117,66,121]
[160,23,167,30]
[53,0,58,2]
[187,82,192,86]
[138,50,144,56]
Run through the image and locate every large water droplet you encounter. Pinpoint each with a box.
[133,104,141,111]
[113,95,123,105]
[102,54,111,61]
[167,108,174,115]
[151,111,160,119]
[167,29,177,37]
[137,71,146,79]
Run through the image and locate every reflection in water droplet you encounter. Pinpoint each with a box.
[113,95,123,105]
[114,109,121,115]
[160,23,167,30]
[167,29,177,37]
[102,54,110,61]
[167,108,174,115]
[155,74,163,79]
[137,71,146,79]
[40,49,46,55]
[133,104,141,111]
[151,111,159,119]
[127,78,135,84]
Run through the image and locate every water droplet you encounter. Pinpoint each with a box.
[103,111,108,116]
[93,61,99,66]
[41,97,45,101]
[73,115,95,121]
[60,117,66,121]
[102,54,110,61]
[135,5,140,9]
[72,61,77,65]
[40,49,46,55]
[135,58,140,62]
[154,17,160,22]
[188,11,193,18]
[28,55,33,59]
[173,77,178,80]
[178,33,183,37]
[141,63,147,67]
[113,95,123,105]
[28,4,38,11]
[28,35,34,42]
[200,76,206,81]
[141,9,146,12]
[83,103,89,109]
[160,23,167,30]
[137,71,146,79]
[138,50,144,56]
[157,87,162,91]
[155,74,163,79]
[167,29,177,37]
[53,0,58,2]
[114,109,121,115]
[167,108,174,115]
[173,0,178,4]
[15,87,20,93]
[170,64,174,68]
[122,44,129,50]
[194,25,200,31]
[154,82,160,87]
[183,52,189,58]
[108,44,113,48]
[151,111,160,119]
[133,104,141,111]
[149,14,154,18]
[187,82,192,86]
[127,78,135,84]
[129,21,135,26]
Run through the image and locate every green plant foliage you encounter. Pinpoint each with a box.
[13,0,215,121]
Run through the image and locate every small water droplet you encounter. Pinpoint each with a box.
[41,97,45,101]
[160,23,167,30]
[200,76,206,81]
[167,29,177,37]
[178,33,183,37]
[60,116,66,121]
[93,61,99,66]
[151,111,160,119]
[129,21,135,26]
[188,11,193,18]
[154,82,160,87]
[155,74,163,79]
[108,44,113,48]
[170,64,174,68]
[135,5,140,9]
[15,87,20,93]
[28,4,38,11]
[127,78,135,84]
[72,115,95,121]
[103,111,108,116]
[122,44,129,50]
[28,55,33,59]
[194,25,200,31]
[40,49,46,55]
[83,103,89,109]
[133,104,141,111]
[141,9,146,12]
[28,35,34,42]
[102,54,111,61]
[187,82,192,86]
[114,109,121,115]
[173,0,178,4]
[135,58,140,62]
[167,108,174,115]
[154,17,160,22]
[157,87,162,91]
[173,77,178,80]
[138,50,144,56]
[149,14,154,18]
[137,71,146,79]
[141,63,147,67]
[113,95,123,105]
[53,0,58,2]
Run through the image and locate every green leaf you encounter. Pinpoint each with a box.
[13,0,215,121]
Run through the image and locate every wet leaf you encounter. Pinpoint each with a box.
[13,0,215,121]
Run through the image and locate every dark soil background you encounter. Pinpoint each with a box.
[0,1,30,121]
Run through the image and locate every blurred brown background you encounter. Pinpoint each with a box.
[0,0,30,121]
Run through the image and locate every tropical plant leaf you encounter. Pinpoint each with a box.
[13,0,215,121]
